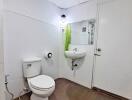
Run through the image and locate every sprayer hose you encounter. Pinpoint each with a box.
[5,83,14,100]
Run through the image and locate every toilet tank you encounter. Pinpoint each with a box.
[22,57,41,78]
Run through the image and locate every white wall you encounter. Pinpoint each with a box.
[3,0,61,99]
[59,0,97,88]
[65,0,97,23]
[4,0,61,26]
[0,0,5,100]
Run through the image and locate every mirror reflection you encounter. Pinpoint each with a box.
[70,19,95,45]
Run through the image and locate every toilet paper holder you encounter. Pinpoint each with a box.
[47,52,52,58]
[44,51,53,59]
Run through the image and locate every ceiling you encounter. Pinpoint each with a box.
[48,0,90,9]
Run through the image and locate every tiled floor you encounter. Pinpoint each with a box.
[49,78,123,100]
[15,78,126,100]
[14,92,31,100]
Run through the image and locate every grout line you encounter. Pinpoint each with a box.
[4,9,57,26]
[64,0,93,10]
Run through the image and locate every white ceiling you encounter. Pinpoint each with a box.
[48,0,90,9]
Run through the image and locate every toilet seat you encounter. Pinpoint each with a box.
[30,75,55,91]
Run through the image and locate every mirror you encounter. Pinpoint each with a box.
[70,19,95,45]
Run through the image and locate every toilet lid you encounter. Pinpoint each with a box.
[30,75,55,90]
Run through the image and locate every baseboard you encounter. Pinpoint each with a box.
[92,87,129,100]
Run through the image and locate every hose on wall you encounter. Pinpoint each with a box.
[5,75,14,100]
[5,75,29,100]
[18,90,25,100]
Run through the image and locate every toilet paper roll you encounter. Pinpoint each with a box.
[44,51,53,59]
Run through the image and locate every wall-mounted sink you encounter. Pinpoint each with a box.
[65,50,86,59]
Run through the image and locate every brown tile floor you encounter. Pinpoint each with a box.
[16,78,126,100]
[14,92,31,100]
[49,78,122,100]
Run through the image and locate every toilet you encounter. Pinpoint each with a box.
[22,57,55,100]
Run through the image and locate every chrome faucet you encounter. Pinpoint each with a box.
[73,48,78,52]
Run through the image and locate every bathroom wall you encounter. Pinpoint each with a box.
[4,0,61,26]
[59,0,97,88]
[65,0,97,23]
[3,0,61,99]
[0,0,5,99]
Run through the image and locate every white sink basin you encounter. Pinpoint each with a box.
[65,50,86,59]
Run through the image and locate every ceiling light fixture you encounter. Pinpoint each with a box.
[60,14,67,29]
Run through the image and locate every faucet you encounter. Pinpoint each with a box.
[73,48,78,52]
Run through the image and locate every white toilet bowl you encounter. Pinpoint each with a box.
[28,75,55,100]
[22,57,55,100]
